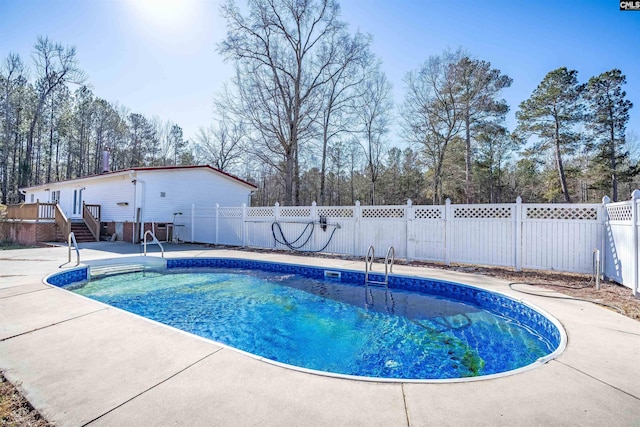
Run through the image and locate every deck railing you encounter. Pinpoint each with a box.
[82,202,101,241]
[54,204,71,242]
[6,202,57,221]
[7,201,101,242]
[85,204,100,220]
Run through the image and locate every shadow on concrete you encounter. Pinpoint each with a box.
[46,241,218,255]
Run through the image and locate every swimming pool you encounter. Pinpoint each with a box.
[47,258,566,382]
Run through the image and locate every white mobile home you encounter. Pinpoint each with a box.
[19,165,256,242]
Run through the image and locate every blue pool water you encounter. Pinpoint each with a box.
[64,266,558,380]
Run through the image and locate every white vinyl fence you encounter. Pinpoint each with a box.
[603,190,640,295]
[177,192,640,295]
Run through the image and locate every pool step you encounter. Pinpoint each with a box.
[90,264,150,277]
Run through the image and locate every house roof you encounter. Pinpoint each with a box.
[20,165,258,191]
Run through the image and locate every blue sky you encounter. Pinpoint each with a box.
[1,0,639,145]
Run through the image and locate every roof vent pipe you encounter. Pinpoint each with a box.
[102,147,110,173]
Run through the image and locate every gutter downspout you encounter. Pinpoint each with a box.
[129,171,137,244]
[137,177,146,242]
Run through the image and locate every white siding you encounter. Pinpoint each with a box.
[21,167,254,224]
[136,168,253,224]
[84,175,135,222]
[24,175,134,221]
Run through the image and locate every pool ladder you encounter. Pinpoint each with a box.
[59,232,80,268]
[364,245,395,309]
[143,230,165,258]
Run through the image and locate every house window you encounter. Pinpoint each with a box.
[160,192,166,197]
[51,191,60,204]
[30,194,34,203]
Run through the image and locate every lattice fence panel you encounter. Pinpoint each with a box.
[453,206,512,219]
[414,207,443,219]
[526,206,599,221]
[218,207,243,218]
[317,207,354,218]
[280,207,311,218]
[361,207,405,218]
[606,204,633,222]
[247,207,274,217]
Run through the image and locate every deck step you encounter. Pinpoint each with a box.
[68,222,97,242]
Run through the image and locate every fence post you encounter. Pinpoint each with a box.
[515,196,522,271]
[215,203,219,245]
[632,190,640,297]
[601,196,610,282]
[242,203,247,247]
[274,202,280,249]
[354,200,361,256]
[406,199,413,261]
[445,198,452,266]
[310,201,318,250]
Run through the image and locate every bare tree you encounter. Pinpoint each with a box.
[316,31,371,204]
[219,0,354,205]
[20,36,85,188]
[353,61,392,204]
[196,118,244,172]
[401,51,462,204]
[1,53,29,203]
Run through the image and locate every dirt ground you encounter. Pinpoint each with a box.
[431,263,640,322]
[223,246,640,323]
[0,372,51,427]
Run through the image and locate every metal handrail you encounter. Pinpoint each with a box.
[365,245,395,286]
[364,245,375,284]
[385,246,395,276]
[143,230,165,258]
[59,232,80,268]
[364,245,395,311]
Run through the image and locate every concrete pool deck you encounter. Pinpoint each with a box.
[1,243,639,426]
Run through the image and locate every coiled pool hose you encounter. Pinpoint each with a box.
[271,220,340,253]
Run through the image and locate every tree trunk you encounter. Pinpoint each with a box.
[294,143,300,205]
[47,101,54,183]
[610,120,618,202]
[20,94,48,188]
[319,122,328,205]
[464,111,473,203]
[284,147,295,206]
[11,107,21,201]
[554,120,571,202]
[1,93,10,204]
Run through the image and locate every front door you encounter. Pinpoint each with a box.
[71,189,83,218]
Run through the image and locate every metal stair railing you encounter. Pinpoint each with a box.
[365,245,394,287]
[143,230,165,258]
[59,232,80,268]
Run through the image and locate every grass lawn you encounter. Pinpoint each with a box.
[0,241,39,251]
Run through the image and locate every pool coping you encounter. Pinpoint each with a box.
[1,244,639,426]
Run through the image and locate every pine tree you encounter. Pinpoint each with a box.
[582,69,634,201]
[516,67,583,202]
